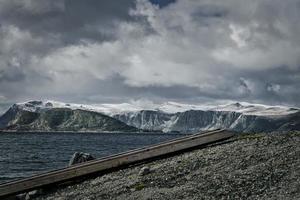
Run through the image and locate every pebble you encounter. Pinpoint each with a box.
[139,166,151,176]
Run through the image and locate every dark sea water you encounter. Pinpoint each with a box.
[0,132,185,184]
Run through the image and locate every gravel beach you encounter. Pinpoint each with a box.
[33,132,300,200]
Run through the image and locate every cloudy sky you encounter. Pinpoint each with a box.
[0,0,300,110]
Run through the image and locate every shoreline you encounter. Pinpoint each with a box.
[31,132,299,200]
[0,130,187,135]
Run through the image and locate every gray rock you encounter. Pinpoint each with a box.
[28,189,44,197]
[68,152,95,166]
[16,193,27,200]
[15,189,44,200]
[25,193,30,200]
[45,102,53,107]
[191,162,199,170]
[16,193,30,200]
[139,166,150,176]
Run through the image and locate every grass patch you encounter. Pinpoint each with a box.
[288,131,300,137]
[237,133,265,140]
[133,182,145,191]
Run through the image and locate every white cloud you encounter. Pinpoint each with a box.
[0,0,300,105]
[35,41,123,79]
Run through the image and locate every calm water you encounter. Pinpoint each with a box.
[0,132,185,183]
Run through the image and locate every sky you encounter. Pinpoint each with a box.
[0,0,300,110]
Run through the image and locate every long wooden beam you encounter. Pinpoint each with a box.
[0,129,234,197]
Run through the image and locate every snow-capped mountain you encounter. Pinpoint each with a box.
[0,100,299,133]
[112,101,300,133]
[114,109,300,133]
[0,101,138,132]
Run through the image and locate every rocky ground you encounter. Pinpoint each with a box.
[32,132,299,200]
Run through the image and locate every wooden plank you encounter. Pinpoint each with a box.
[0,129,234,197]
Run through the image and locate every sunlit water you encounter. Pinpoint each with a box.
[0,132,185,183]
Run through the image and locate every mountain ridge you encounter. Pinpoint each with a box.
[114,109,300,133]
[0,100,299,133]
[0,103,139,132]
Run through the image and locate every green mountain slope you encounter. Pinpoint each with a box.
[0,105,139,132]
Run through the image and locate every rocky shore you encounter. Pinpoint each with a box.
[33,132,299,200]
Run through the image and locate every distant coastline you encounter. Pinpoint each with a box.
[0,130,186,135]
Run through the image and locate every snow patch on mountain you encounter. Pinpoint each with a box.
[213,102,299,116]
[15,100,142,115]
[15,100,299,116]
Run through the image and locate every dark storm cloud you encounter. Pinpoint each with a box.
[149,0,176,8]
[236,67,300,106]
[0,67,25,82]
[0,0,135,45]
[192,5,227,19]
[0,0,299,107]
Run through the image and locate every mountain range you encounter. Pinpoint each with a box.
[0,100,299,133]
[0,101,138,132]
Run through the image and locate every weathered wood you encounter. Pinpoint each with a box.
[0,129,234,197]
